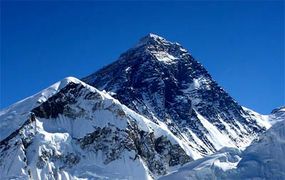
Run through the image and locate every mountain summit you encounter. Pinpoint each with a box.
[136,33,168,46]
[83,34,267,156]
[136,33,180,48]
[132,33,188,64]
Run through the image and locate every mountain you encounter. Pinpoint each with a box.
[0,77,193,179]
[83,33,267,157]
[0,34,274,179]
[160,107,285,180]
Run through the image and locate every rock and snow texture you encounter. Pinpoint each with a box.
[160,107,285,180]
[83,33,266,157]
[0,34,281,180]
[0,77,80,141]
[0,77,193,179]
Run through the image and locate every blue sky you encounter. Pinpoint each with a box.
[1,1,284,114]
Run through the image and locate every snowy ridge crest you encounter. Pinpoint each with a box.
[0,77,195,179]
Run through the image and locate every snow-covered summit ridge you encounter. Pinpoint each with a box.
[136,33,170,47]
[0,76,111,141]
[1,76,82,112]
[133,33,188,63]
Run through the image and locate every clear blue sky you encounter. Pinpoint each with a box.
[1,1,284,114]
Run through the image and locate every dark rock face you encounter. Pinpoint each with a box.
[79,122,191,175]
[36,147,80,169]
[83,34,264,153]
[32,83,83,119]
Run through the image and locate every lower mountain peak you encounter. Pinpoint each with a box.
[0,76,197,179]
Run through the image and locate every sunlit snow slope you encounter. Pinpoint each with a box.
[160,107,285,180]
[0,77,196,180]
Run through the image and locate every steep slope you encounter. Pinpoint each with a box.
[160,107,285,180]
[269,106,285,124]
[0,77,78,141]
[0,77,195,179]
[83,33,266,156]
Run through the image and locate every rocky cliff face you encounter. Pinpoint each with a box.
[83,33,266,156]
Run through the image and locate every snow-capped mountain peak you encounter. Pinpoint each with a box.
[83,34,267,158]
[1,34,279,180]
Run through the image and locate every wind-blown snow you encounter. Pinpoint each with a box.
[152,51,178,63]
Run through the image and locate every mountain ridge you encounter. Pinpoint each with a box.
[0,77,196,179]
[0,34,280,179]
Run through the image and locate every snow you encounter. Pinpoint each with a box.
[152,51,178,63]
[160,110,285,180]
[189,77,210,90]
[0,76,120,141]
[196,110,235,150]
[122,105,202,160]
[1,32,283,179]
[0,144,29,179]
[5,113,154,180]
[72,151,153,180]
[242,106,271,129]
[232,118,285,179]
[160,147,242,180]
[0,77,200,179]
[0,77,81,141]
[135,33,168,48]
